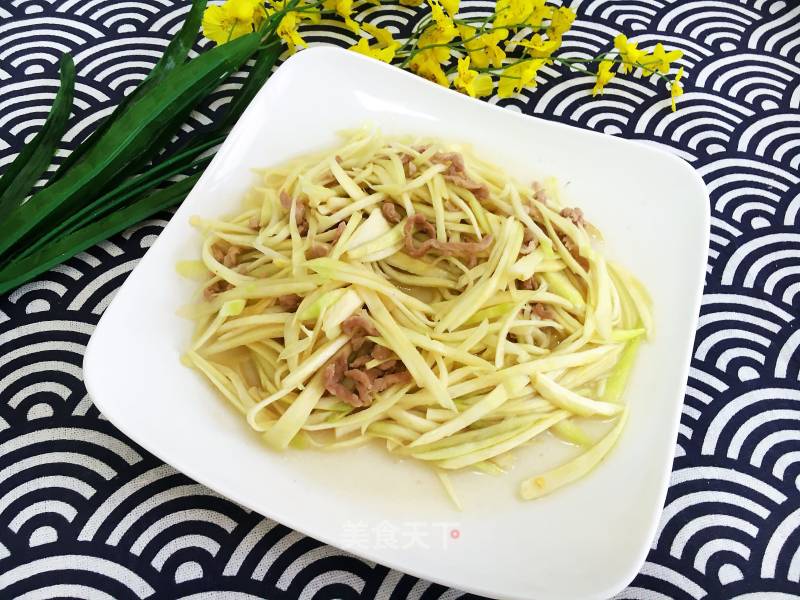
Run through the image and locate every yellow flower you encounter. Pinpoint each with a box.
[409,53,450,87]
[454,57,493,98]
[614,34,644,74]
[202,0,264,45]
[362,23,398,49]
[498,59,545,97]
[519,33,561,58]
[276,11,306,52]
[527,0,553,29]
[648,42,683,74]
[350,23,399,62]
[414,0,457,65]
[592,60,615,96]
[428,0,457,38]
[400,0,423,5]
[547,6,575,37]
[323,0,359,33]
[670,66,684,111]
[493,0,530,30]
[349,38,396,62]
[458,24,506,68]
[441,0,459,17]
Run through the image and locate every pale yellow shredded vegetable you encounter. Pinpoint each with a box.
[180,127,652,507]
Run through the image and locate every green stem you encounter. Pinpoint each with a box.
[553,55,672,83]
[396,11,547,67]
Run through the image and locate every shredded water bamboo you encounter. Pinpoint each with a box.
[180,127,653,506]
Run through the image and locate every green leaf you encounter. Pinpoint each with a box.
[18,135,223,259]
[0,32,260,259]
[219,45,280,130]
[51,0,208,180]
[0,174,200,296]
[0,54,74,219]
[151,0,207,79]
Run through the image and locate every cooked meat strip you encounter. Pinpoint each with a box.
[306,243,329,259]
[520,229,539,255]
[331,221,347,244]
[351,336,369,352]
[203,279,231,300]
[381,201,403,224]
[278,294,302,312]
[372,370,413,393]
[324,351,360,406]
[520,239,538,256]
[559,234,590,270]
[211,245,225,262]
[532,181,549,204]
[222,246,242,268]
[403,214,494,261]
[342,314,379,338]
[344,368,373,406]
[404,213,436,254]
[532,302,556,320]
[447,173,489,199]
[280,190,308,235]
[431,152,466,175]
[349,353,372,369]
[325,341,412,407]
[518,277,537,290]
[431,152,490,200]
[248,215,260,230]
[400,154,418,177]
[523,228,535,244]
[372,345,393,361]
[560,207,586,227]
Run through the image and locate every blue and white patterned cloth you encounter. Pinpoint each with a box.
[1,1,799,598]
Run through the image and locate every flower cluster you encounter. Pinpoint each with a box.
[202,0,686,110]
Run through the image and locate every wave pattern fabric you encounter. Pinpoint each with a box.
[1,0,799,598]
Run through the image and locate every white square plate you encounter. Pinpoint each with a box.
[84,47,709,600]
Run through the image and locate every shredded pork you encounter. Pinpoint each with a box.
[306,243,329,259]
[560,207,586,227]
[532,302,556,320]
[331,221,346,244]
[204,279,231,300]
[280,190,308,235]
[222,246,242,268]
[404,213,493,264]
[381,201,403,224]
[431,152,489,199]
[323,337,410,407]
[278,294,302,312]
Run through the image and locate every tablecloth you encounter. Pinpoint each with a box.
[1,1,799,598]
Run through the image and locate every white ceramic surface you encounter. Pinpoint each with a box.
[84,47,710,600]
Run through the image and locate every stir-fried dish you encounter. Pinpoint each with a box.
[179,128,652,506]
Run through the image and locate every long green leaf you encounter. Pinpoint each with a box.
[0,174,200,295]
[52,0,207,180]
[151,0,207,79]
[219,45,280,131]
[19,135,223,258]
[0,32,260,259]
[0,54,74,218]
